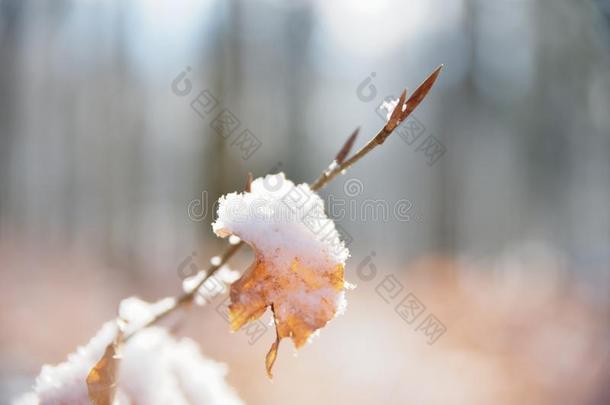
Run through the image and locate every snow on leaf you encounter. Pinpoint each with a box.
[15,297,244,405]
[212,172,349,377]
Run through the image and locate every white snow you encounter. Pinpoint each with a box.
[182,266,240,305]
[13,298,244,405]
[212,172,349,268]
[380,97,399,121]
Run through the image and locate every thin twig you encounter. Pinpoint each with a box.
[123,240,243,342]
[310,65,442,191]
[120,65,443,343]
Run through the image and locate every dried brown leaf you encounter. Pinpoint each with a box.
[227,246,345,378]
[229,255,345,371]
[86,331,122,405]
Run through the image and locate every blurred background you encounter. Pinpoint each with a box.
[1,0,609,404]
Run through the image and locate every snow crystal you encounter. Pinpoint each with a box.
[380,97,399,121]
[326,160,339,174]
[210,256,222,266]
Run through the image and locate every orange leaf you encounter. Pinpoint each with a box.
[86,331,122,405]
[213,173,349,377]
[229,254,345,377]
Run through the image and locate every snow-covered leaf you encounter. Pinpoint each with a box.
[13,297,244,405]
[213,173,349,377]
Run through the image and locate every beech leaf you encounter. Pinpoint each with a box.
[213,173,349,377]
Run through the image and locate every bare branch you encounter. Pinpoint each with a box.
[120,65,443,343]
[123,241,243,343]
[311,65,443,190]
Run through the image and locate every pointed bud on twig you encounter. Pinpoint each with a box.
[404,64,443,117]
[378,65,443,144]
[245,172,253,192]
[335,127,360,164]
